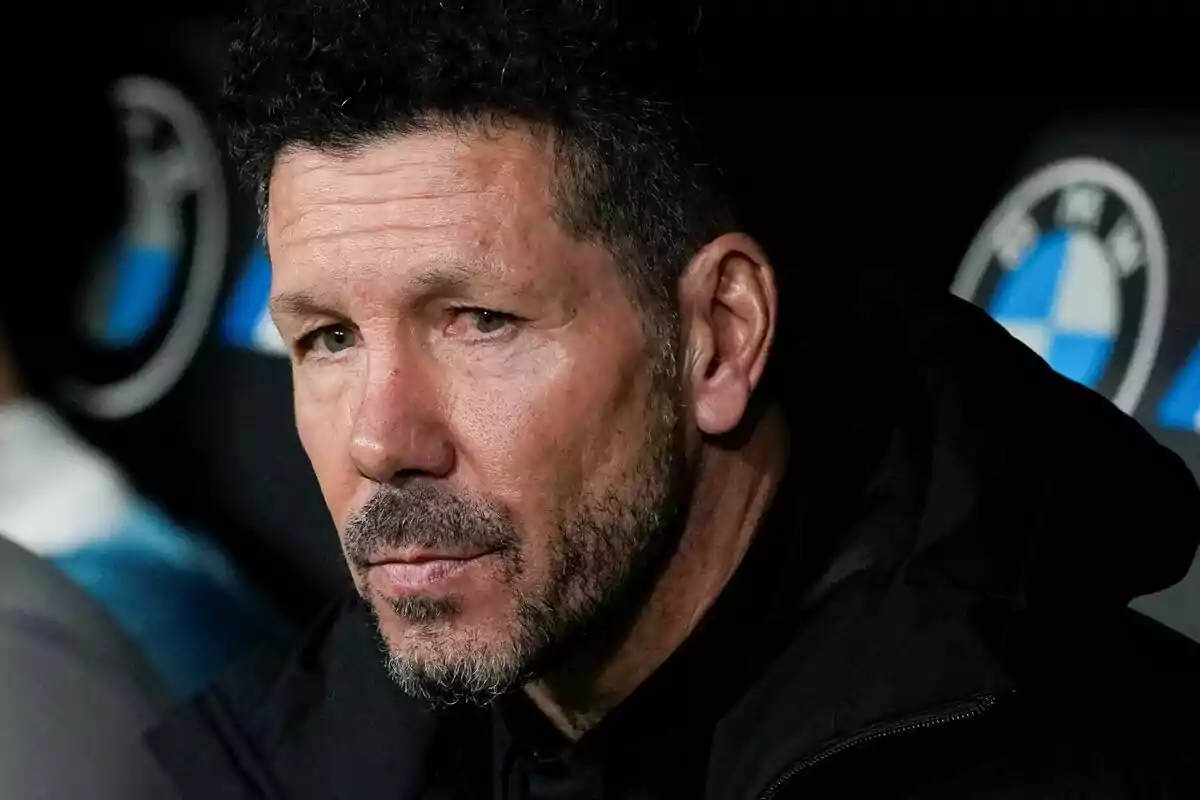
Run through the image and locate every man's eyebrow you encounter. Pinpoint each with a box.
[268,263,501,319]
[410,262,484,293]
[269,290,334,318]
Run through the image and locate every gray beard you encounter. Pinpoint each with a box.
[368,438,687,708]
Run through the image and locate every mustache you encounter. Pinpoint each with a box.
[343,483,519,567]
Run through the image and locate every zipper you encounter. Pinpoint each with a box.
[754,692,1004,800]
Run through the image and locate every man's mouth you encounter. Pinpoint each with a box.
[366,547,499,595]
[370,546,494,567]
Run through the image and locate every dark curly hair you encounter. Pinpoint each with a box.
[221,0,796,322]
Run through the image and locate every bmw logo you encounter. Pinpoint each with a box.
[70,75,228,420]
[952,158,1168,416]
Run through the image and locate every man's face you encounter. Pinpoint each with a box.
[268,127,685,705]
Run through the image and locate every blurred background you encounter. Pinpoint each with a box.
[1,3,1196,724]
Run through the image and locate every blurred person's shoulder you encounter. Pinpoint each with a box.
[0,536,178,799]
[0,397,288,697]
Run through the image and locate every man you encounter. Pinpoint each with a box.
[150,2,1200,797]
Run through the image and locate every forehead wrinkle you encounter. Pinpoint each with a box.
[289,166,493,208]
[272,150,490,227]
[274,186,508,239]
[275,220,473,251]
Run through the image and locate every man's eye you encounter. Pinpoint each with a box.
[305,325,358,355]
[450,308,518,337]
[469,309,512,335]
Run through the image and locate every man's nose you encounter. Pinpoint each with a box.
[348,353,455,484]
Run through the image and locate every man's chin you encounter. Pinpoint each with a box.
[380,638,528,708]
[369,594,461,653]
[367,601,529,706]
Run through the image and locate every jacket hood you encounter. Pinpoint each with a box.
[784,267,1199,618]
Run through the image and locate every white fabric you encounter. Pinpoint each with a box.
[0,400,131,555]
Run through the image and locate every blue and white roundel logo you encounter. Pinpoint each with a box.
[70,75,228,420]
[952,158,1168,416]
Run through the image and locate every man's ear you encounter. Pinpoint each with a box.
[678,233,778,436]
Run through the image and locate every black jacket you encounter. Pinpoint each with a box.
[149,272,1200,798]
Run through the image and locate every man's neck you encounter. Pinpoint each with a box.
[524,404,791,740]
